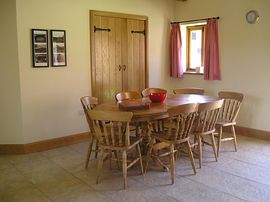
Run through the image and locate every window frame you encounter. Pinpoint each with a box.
[186,25,205,73]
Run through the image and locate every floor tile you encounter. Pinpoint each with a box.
[0,186,50,202]
[40,146,79,158]
[0,155,13,170]
[164,179,245,202]
[0,167,33,194]
[49,152,86,173]
[68,141,90,154]
[186,166,270,202]
[7,153,47,165]
[206,155,270,186]
[35,175,85,199]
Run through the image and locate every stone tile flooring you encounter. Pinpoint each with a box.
[1,134,270,202]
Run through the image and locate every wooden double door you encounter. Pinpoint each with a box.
[90,11,148,103]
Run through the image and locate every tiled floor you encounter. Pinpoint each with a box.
[1,134,270,202]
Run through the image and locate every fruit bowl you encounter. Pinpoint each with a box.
[149,92,167,103]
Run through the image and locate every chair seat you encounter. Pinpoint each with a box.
[99,137,142,151]
[216,119,236,127]
[152,132,189,145]
[193,129,216,136]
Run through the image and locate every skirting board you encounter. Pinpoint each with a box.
[1,126,269,155]
[234,126,270,141]
[0,132,91,154]
[222,125,270,141]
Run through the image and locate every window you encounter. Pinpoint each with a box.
[180,22,206,74]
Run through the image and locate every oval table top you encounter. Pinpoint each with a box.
[95,94,219,122]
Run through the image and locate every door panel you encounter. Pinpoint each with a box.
[100,16,110,102]
[126,19,146,92]
[92,15,102,102]
[115,18,126,94]
[92,16,123,102]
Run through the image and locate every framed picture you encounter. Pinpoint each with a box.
[32,29,49,67]
[50,30,67,67]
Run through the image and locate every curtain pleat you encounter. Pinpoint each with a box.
[170,24,183,78]
[204,19,221,80]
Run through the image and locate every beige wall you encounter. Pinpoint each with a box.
[15,0,174,143]
[0,0,24,144]
[2,0,269,144]
[170,0,270,131]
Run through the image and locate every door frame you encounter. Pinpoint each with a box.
[89,10,149,96]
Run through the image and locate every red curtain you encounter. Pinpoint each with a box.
[204,19,221,80]
[170,24,183,78]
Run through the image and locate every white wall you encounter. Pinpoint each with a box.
[15,0,175,143]
[0,0,24,144]
[169,0,270,131]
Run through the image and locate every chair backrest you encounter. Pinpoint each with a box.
[141,88,167,97]
[195,99,224,134]
[165,103,199,142]
[80,96,98,110]
[115,91,141,102]
[80,96,98,131]
[218,91,244,122]
[88,110,133,147]
[173,88,205,95]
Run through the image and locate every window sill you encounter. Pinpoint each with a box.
[184,71,204,75]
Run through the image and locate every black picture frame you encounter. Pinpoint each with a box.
[32,29,49,67]
[50,30,67,67]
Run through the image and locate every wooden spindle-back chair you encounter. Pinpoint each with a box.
[115,91,141,102]
[193,99,224,168]
[141,88,168,132]
[88,110,144,189]
[145,103,199,184]
[115,91,142,136]
[215,91,244,156]
[80,96,99,168]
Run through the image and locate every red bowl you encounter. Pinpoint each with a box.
[149,92,167,103]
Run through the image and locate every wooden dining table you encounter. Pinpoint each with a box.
[95,94,219,122]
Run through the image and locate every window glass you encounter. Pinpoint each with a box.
[180,22,206,74]
[190,29,202,69]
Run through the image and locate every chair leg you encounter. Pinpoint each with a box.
[135,125,140,137]
[109,150,113,169]
[231,125,238,152]
[162,120,165,131]
[193,135,197,146]
[217,126,222,157]
[144,138,154,174]
[96,148,104,184]
[158,120,164,132]
[152,122,157,132]
[198,135,202,168]
[114,150,120,170]
[122,150,128,189]
[95,140,99,159]
[186,141,197,174]
[210,133,218,162]
[136,144,144,175]
[170,144,175,184]
[85,135,94,169]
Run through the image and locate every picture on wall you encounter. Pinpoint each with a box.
[32,29,49,67]
[50,30,67,67]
